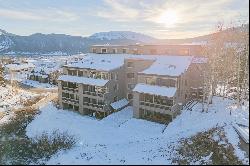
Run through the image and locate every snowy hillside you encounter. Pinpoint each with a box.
[0,29,14,52]
[24,97,249,165]
[89,31,156,43]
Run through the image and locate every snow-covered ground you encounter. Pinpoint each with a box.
[25,97,249,164]
[0,85,38,110]
[0,85,39,125]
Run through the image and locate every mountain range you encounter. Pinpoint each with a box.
[0,24,248,55]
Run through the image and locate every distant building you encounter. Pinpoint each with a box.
[90,44,204,56]
[57,53,207,123]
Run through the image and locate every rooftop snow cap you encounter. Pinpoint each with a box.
[65,54,126,71]
[140,56,193,77]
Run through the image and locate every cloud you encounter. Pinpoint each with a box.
[0,8,79,22]
[95,0,139,21]
[94,0,249,38]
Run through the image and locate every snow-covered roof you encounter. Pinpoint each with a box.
[65,54,126,71]
[110,98,129,110]
[58,75,109,87]
[140,56,193,77]
[133,83,177,97]
[5,63,35,71]
[64,54,199,75]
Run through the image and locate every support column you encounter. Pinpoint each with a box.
[133,92,140,118]
[58,81,63,108]
[78,84,85,114]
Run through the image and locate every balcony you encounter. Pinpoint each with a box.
[83,101,108,112]
[62,86,78,93]
[139,101,172,111]
[83,91,105,98]
[62,97,79,105]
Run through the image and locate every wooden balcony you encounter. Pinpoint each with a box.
[62,86,78,93]
[139,101,179,115]
[83,91,104,98]
[62,97,79,105]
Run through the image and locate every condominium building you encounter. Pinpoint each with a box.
[132,56,205,123]
[58,53,207,122]
[90,44,204,56]
[58,55,126,119]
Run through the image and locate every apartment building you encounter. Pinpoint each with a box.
[132,56,206,123]
[58,55,126,119]
[91,44,204,56]
[58,53,207,122]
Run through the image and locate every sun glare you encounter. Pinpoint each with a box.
[158,10,178,27]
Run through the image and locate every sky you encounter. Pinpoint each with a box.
[0,0,249,39]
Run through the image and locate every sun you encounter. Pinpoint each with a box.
[158,10,178,27]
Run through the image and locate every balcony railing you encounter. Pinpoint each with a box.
[139,101,172,111]
[62,86,78,93]
[83,101,104,109]
[83,91,105,98]
[62,97,79,104]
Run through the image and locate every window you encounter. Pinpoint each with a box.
[62,81,67,87]
[68,82,77,89]
[114,84,118,91]
[144,94,153,103]
[101,48,107,54]
[92,98,97,104]
[150,49,157,54]
[127,84,135,90]
[98,100,104,106]
[165,49,171,54]
[146,77,156,85]
[179,49,190,55]
[101,73,108,80]
[95,72,102,79]
[92,48,97,53]
[185,80,188,86]
[114,96,118,102]
[62,92,69,98]
[161,78,176,87]
[78,70,83,76]
[127,73,135,78]
[122,48,127,53]
[115,73,118,80]
[127,62,134,68]
[69,94,74,99]
[110,73,115,79]
[68,70,77,76]
[112,49,117,54]
[89,85,95,92]
[74,105,79,111]
[127,93,133,100]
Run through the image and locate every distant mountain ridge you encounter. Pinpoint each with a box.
[89,31,157,43]
[0,24,248,55]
